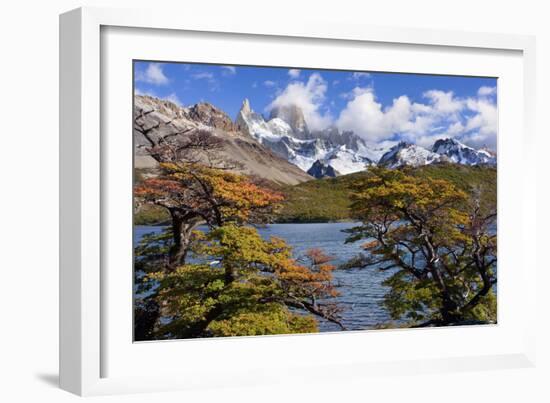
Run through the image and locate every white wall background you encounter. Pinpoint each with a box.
[0,0,547,401]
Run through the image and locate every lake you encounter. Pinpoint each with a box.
[134,222,395,332]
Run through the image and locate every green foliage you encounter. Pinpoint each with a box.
[135,163,496,225]
[275,164,496,223]
[344,166,497,326]
[208,305,318,337]
[413,164,496,214]
[275,175,355,223]
[382,271,441,322]
[134,161,497,337]
[134,204,171,225]
[143,224,340,339]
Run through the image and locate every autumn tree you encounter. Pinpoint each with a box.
[146,225,342,339]
[135,162,284,269]
[344,167,497,327]
[133,104,342,340]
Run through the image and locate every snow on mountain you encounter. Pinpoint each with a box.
[284,138,329,172]
[236,99,496,175]
[378,142,443,168]
[432,138,496,165]
[133,95,312,185]
[267,117,294,136]
[321,146,373,175]
[355,140,392,163]
[236,99,292,142]
[236,99,377,176]
[269,104,309,139]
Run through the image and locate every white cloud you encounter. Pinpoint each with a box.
[336,85,498,151]
[263,80,277,88]
[340,85,373,100]
[192,72,219,91]
[136,63,170,85]
[462,98,498,149]
[350,72,371,80]
[337,89,416,141]
[447,121,465,135]
[267,73,332,131]
[478,86,497,97]
[193,72,214,80]
[410,134,441,149]
[423,90,464,116]
[288,69,301,79]
[221,66,236,76]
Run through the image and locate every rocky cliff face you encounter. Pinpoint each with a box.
[307,160,338,178]
[236,99,378,176]
[269,104,309,139]
[187,102,237,132]
[134,95,312,185]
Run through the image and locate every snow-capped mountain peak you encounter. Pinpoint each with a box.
[236,99,293,141]
[235,99,376,176]
[378,142,442,168]
[236,100,495,176]
[432,138,496,165]
[269,104,309,139]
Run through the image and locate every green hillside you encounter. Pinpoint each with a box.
[134,164,497,225]
[275,163,496,223]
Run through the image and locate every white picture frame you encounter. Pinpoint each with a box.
[60,6,537,396]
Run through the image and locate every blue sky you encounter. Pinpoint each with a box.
[134,61,498,150]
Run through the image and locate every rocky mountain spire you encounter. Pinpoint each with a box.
[240,98,251,116]
[236,98,257,136]
[269,104,309,139]
[133,94,312,184]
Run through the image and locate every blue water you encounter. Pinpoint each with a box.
[134,223,394,331]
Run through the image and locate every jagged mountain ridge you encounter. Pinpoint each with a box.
[432,138,496,165]
[378,138,497,169]
[237,98,498,175]
[135,95,496,182]
[378,142,444,168]
[236,99,381,175]
[237,99,496,173]
[134,95,312,185]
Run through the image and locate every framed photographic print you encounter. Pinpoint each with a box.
[60,6,537,396]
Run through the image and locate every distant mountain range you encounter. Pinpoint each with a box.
[378,139,496,169]
[134,95,496,182]
[236,99,496,178]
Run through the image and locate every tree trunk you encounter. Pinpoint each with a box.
[167,210,203,271]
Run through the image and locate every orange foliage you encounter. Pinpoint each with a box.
[134,162,284,225]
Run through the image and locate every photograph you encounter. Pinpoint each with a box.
[1,0,545,400]
[133,61,498,341]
